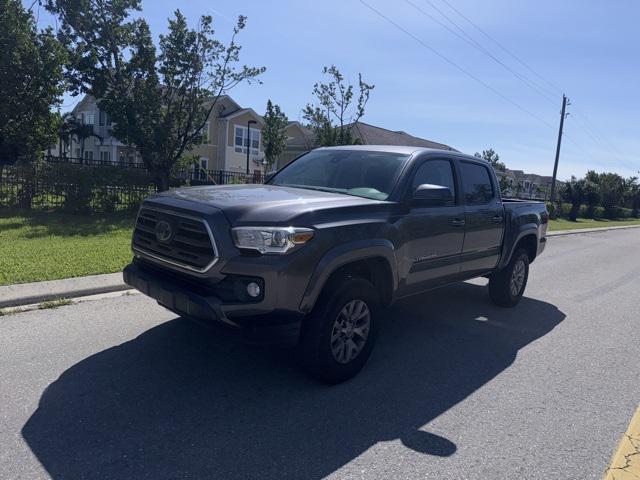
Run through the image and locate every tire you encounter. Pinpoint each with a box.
[488,249,530,307]
[299,277,380,384]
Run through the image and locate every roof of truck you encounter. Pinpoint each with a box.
[317,145,475,159]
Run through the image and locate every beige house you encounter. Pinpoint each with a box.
[190,96,266,175]
[58,94,267,175]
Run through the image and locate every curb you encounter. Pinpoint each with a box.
[0,272,127,309]
[547,224,640,237]
[604,405,640,479]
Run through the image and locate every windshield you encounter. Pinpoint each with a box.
[269,150,409,200]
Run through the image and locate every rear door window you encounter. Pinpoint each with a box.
[460,161,494,205]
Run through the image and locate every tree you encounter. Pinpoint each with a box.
[47,1,265,190]
[262,100,288,170]
[624,177,640,218]
[0,0,66,174]
[597,172,626,218]
[561,176,586,221]
[474,148,506,172]
[303,65,374,146]
[498,175,511,196]
[56,112,75,157]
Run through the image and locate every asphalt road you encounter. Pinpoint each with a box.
[1,229,639,480]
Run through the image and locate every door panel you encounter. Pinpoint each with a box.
[458,161,505,276]
[398,159,465,296]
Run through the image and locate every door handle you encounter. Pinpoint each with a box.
[451,218,466,227]
[492,215,503,223]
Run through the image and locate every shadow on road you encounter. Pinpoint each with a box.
[22,282,565,479]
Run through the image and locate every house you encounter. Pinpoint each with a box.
[56,95,458,177]
[349,122,457,152]
[495,168,557,200]
[57,94,268,175]
[52,95,140,164]
[275,121,457,169]
[275,121,316,169]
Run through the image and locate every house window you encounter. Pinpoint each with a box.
[84,112,95,125]
[98,110,111,126]
[201,121,210,143]
[75,148,80,158]
[251,130,260,156]
[234,126,245,153]
[234,126,260,155]
[119,153,126,166]
[100,151,111,162]
[193,157,209,181]
[84,150,94,160]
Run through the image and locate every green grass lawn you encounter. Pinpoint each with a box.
[548,217,640,231]
[2,209,639,286]
[0,211,135,285]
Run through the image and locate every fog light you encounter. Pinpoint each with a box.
[246,282,261,298]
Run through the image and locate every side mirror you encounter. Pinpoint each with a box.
[412,184,453,205]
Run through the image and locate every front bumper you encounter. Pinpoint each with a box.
[124,262,232,324]
[123,262,303,344]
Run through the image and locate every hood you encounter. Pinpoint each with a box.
[157,184,386,224]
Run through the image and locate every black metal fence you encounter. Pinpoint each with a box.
[42,154,148,170]
[178,169,265,185]
[0,155,266,214]
[1,158,155,213]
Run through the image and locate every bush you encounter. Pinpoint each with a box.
[546,202,556,220]
[94,188,120,213]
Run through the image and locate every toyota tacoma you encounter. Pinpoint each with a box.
[124,146,548,383]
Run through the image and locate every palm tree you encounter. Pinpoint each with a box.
[561,176,586,221]
[58,115,103,162]
[56,113,77,158]
[74,124,102,162]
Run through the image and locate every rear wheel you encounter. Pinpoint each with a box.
[299,277,379,384]
[488,249,530,307]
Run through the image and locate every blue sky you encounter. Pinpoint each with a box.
[33,0,640,180]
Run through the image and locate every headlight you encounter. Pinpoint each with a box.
[231,227,315,254]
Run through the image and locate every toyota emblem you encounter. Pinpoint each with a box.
[154,220,173,243]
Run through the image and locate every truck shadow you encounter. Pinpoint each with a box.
[22,282,565,480]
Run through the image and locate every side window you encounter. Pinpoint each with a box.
[460,161,494,205]
[411,160,456,205]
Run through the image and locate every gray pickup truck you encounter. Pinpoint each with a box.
[124,146,548,383]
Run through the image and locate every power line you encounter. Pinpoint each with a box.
[435,0,629,169]
[409,0,558,106]
[358,0,556,131]
[437,0,563,97]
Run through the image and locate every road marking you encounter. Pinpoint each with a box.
[604,406,640,480]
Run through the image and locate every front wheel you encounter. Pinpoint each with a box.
[299,277,379,384]
[488,249,530,307]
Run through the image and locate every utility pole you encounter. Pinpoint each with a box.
[549,94,568,203]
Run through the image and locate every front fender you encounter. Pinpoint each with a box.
[299,239,398,313]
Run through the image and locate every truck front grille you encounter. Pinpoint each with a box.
[132,207,218,272]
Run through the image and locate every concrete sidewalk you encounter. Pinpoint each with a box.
[547,223,640,236]
[1,224,638,309]
[0,273,127,309]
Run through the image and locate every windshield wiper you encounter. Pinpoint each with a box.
[278,184,350,195]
